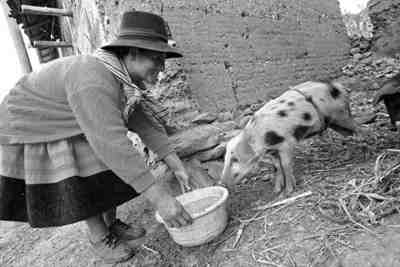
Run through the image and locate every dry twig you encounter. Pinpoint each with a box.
[254,191,313,211]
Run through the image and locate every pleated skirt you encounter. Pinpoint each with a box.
[0,135,139,227]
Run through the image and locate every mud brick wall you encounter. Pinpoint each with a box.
[368,0,400,56]
[59,0,350,112]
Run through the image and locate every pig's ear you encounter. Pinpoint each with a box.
[324,82,345,104]
[330,81,350,95]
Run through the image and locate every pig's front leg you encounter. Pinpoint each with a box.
[270,150,284,193]
[279,147,295,194]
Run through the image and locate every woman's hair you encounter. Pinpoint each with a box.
[111,47,132,58]
[111,47,148,58]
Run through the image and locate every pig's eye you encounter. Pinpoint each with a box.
[231,157,238,163]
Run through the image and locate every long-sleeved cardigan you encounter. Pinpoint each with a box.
[0,55,174,192]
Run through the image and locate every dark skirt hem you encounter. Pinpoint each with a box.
[0,171,139,227]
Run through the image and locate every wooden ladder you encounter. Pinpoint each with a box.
[20,4,73,49]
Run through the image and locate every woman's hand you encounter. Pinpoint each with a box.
[143,183,192,228]
[156,194,192,228]
[163,152,192,192]
[173,168,191,192]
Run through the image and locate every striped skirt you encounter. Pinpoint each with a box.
[0,135,139,227]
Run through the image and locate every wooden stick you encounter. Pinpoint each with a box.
[339,199,377,236]
[21,5,73,17]
[33,40,73,48]
[375,149,400,181]
[386,149,400,153]
[231,211,264,249]
[232,226,244,248]
[141,244,159,255]
[255,258,284,267]
[260,243,286,253]
[254,191,313,210]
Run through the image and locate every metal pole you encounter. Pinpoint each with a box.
[1,1,32,74]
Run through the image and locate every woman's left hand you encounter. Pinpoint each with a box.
[173,168,192,192]
[163,152,192,192]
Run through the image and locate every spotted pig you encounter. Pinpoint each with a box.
[220,81,358,194]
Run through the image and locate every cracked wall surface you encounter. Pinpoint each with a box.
[59,0,350,112]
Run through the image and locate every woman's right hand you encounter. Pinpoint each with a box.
[143,183,193,228]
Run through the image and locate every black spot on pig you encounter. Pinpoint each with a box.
[305,96,313,103]
[293,125,311,141]
[278,110,287,117]
[302,112,312,121]
[288,102,295,106]
[265,131,285,145]
[329,84,341,99]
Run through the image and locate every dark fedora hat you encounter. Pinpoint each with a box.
[101,11,182,58]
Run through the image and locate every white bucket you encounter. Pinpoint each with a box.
[155,186,229,247]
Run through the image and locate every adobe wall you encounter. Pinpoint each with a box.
[59,0,350,112]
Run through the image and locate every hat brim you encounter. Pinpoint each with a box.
[100,38,183,58]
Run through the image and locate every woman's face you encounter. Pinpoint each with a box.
[125,49,166,84]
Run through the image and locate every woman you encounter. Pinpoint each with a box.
[0,11,192,263]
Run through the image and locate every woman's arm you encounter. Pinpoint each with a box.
[68,87,158,192]
[65,58,158,192]
[163,152,191,191]
[127,106,175,161]
[127,107,191,191]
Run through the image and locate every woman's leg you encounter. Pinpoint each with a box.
[85,213,134,263]
[103,206,146,242]
[86,214,109,241]
[103,207,117,227]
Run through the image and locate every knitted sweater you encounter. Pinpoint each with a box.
[0,55,174,192]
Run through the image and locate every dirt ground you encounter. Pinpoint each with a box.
[2,76,400,266]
